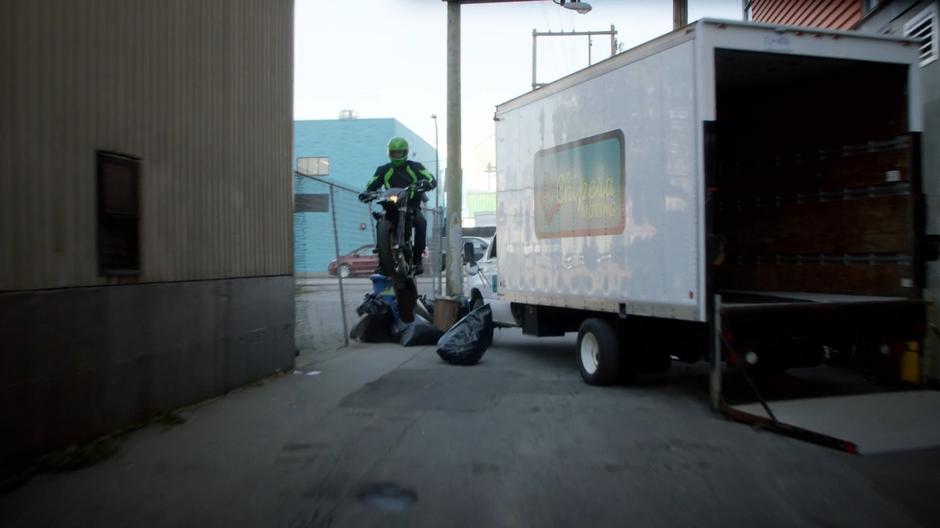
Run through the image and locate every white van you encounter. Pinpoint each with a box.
[464,234,517,328]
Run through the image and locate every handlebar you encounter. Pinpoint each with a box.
[359,180,434,203]
[359,190,381,203]
[413,179,434,193]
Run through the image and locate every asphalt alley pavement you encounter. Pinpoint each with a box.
[2,329,939,527]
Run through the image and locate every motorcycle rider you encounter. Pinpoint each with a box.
[359,136,436,275]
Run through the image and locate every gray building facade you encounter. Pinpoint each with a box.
[0,0,295,473]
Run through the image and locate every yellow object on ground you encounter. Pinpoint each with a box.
[900,341,921,385]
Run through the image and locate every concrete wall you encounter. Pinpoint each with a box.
[293,119,436,275]
[857,0,940,383]
[0,277,295,474]
[0,0,295,473]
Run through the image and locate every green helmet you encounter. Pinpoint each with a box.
[387,137,409,168]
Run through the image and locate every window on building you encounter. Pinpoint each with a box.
[297,157,329,177]
[905,4,938,67]
[97,152,141,275]
[295,193,330,212]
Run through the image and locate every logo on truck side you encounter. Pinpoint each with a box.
[533,129,625,239]
[763,33,792,53]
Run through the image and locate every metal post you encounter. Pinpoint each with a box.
[710,294,722,412]
[588,34,592,66]
[445,0,463,300]
[673,0,688,30]
[432,114,441,297]
[370,205,376,244]
[329,185,349,347]
[531,29,538,90]
[610,24,616,56]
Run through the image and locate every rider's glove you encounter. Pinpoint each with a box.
[358,192,370,203]
[415,180,433,193]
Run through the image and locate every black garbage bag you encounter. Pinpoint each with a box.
[436,304,494,366]
[352,294,396,342]
[455,295,471,320]
[399,318,445,347]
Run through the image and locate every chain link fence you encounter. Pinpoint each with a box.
[294,175,444,358]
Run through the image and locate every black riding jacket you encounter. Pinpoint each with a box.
[365,160,436,206]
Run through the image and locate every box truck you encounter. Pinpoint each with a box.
[493,19,933,393]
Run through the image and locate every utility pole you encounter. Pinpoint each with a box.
[436,0,591,327]
[445,0,464,299]
[531,26,617,90]
[673,0,688,30]
[483,162,497,192]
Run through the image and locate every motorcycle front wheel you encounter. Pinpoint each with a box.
[375,219,398,277]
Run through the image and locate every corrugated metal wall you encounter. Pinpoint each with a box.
[751,0,863,30]
[0,0,293,291]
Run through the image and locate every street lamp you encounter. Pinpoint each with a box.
[431,114,440,213]
[431,113,441,296]
[554,0,592,14]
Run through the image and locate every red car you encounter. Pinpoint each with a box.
[328,244,432,278]
[328,245,378,278]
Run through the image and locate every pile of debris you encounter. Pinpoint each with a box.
[350,286,493,366]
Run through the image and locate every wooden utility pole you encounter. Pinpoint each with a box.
[436,0,592,328]
[445,0,463,300]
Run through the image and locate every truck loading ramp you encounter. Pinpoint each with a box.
[714,292,933,454]
[727,391,940,455]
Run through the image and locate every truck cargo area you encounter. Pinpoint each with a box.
[707,49,930,451]
[711,49,925,361]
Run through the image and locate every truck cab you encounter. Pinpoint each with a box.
[464,234,517,328]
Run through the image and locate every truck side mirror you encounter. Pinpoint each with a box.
[463,241,477,264]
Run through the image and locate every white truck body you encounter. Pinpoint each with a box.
[494,19,922,324]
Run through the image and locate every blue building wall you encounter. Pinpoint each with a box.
[294,118,436,275]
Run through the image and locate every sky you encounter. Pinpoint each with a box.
[294,0,742,193]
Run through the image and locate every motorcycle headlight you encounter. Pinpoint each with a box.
[388,195,398,204]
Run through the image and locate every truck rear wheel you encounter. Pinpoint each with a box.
[577,318,620,385]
